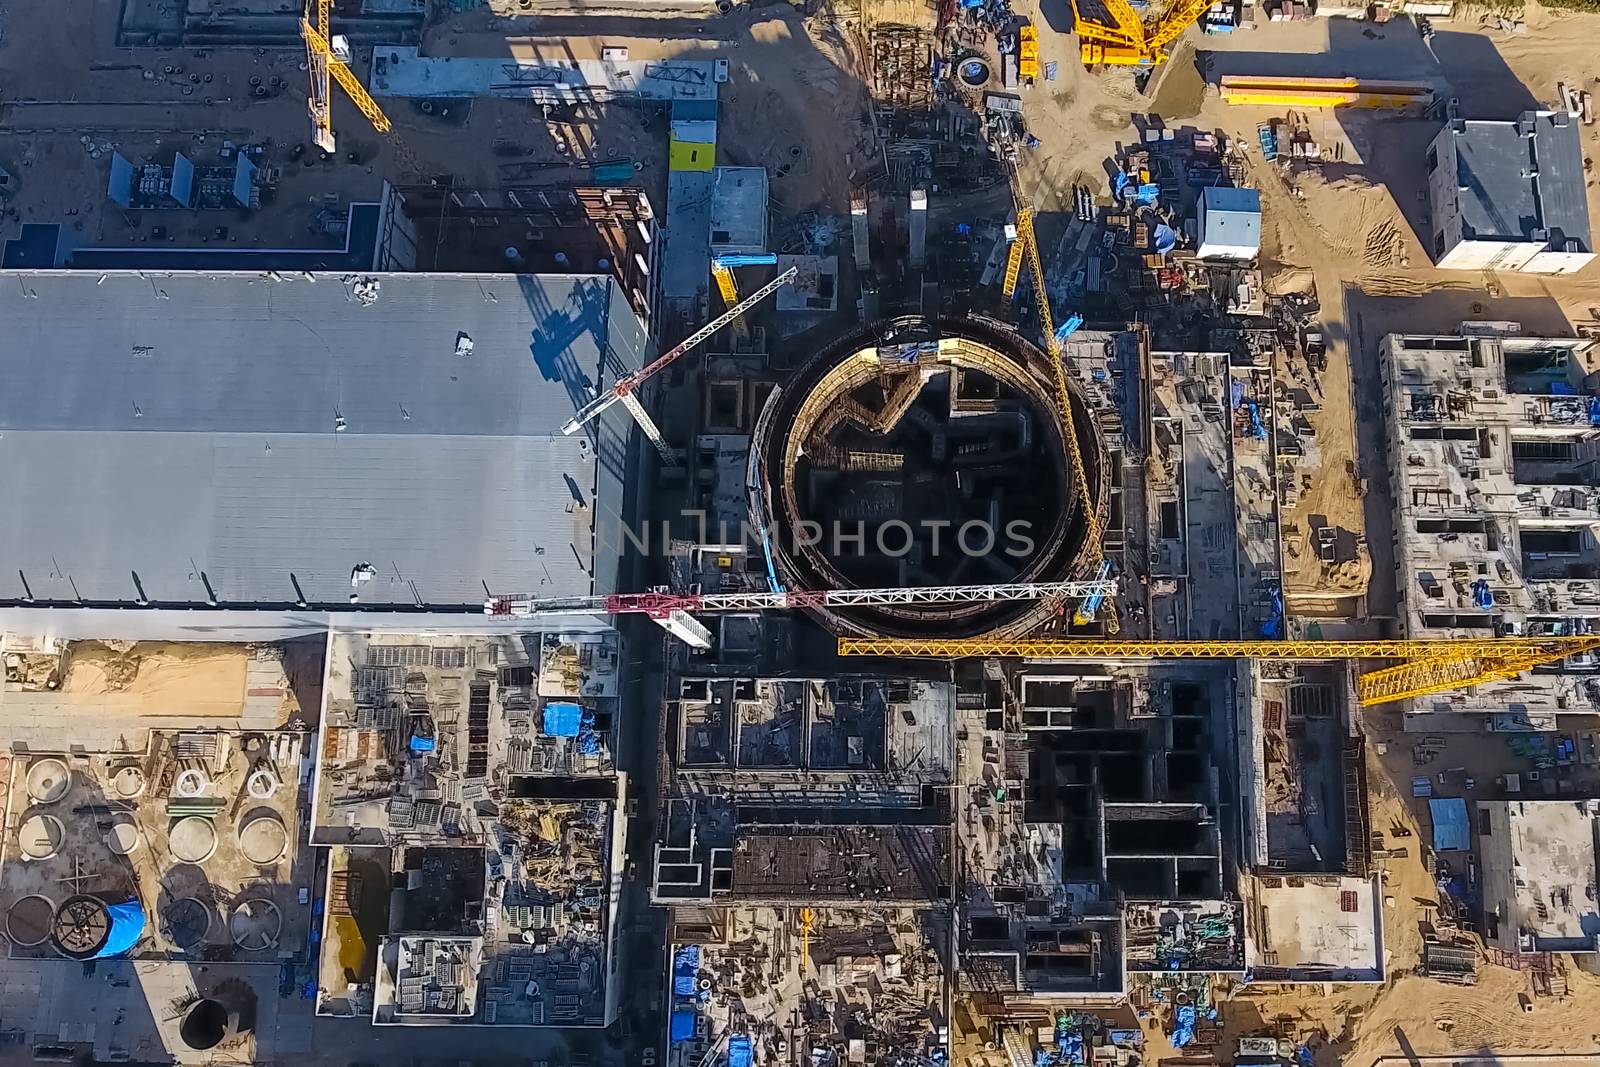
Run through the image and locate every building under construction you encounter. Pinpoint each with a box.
[312,632,628,1027]
[1383,324,1600,719]
[752,315,1110,638]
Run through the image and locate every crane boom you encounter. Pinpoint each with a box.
[485,579,1118,618]
[301,14,393,151]
[1008,171,1105,622]
[562,266,798,435]
[833,635,1600,708]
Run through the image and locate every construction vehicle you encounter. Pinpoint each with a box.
[1002,168,1110,632]
[1072,0,1217,67]
[484,578,1118,649]
[561,266,798,465]
[833,635,1600,708]
[710,253,779,341]
[300,0,392,154]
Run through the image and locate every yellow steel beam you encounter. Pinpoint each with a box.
[1001,225,1025,300]
[836,636,1600,707]
[1353,652,1556,706]
[712,263,738,307]
[837,637,1600,659]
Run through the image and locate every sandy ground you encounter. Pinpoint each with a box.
[58,640,250,714]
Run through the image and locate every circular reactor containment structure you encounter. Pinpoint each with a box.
[752,316,1108,637]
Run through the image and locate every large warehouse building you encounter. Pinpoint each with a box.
[0,269,650,640]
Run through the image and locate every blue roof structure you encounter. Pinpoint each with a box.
[1429,797,1471,852]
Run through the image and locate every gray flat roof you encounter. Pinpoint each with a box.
[1451,110,1592,251]
[0,271,646,610]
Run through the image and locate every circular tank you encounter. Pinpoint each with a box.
[957,56,992,88]
[18,813,64,861]
[169,817,218,864]
[752,315,1107,636]
[237,814,288,866]
[7,895,55,947]
[106,817,142,856]
[245,768,280,800]
[110,765,146,800]
[179,999,229,1051]
[174,768,210,798]
[25,758,70,805]
[51,895,112,960]
[161,896,212,950]
[229,898,281,951]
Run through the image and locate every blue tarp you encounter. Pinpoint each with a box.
[1429,796,1471,852]
[543,702,582,737]
[1244,399,1267,439]
[1260,587,1284,639]
[670,1009,697,1042]
[94,899,146,959]
[1054,312,1084,344]
[1152,224,1177,254]
[728,1035,754,1067]
[1170,1004,1197,1048]
[673,945,701,995]
[1113,172,1131,198]
[1472,578,1494,610]
[578,708,599,755]
[1589,397,1600,427]
[1135,183,1161,204]
[409,733,435,753]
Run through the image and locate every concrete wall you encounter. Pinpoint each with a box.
[1476,801,1519,952]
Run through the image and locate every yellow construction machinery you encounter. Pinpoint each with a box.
[799,906,815,975]
[1002,171,1112,632]
[301,0,393,153]
[1072,0,1217,66]
[834,635,1600,708]
[1018,22,1041,82]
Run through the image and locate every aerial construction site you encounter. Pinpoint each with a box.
[3,0,1600,1064]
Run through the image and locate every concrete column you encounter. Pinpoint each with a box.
[851,194,870,271]
[909,189,928,269]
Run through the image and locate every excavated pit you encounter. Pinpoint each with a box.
[753,315,1107,637]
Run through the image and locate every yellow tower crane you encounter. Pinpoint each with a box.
[1073,0,1218,67]
[301,0,393,154]
[1001,169,1112,632]
[799,906,815,975]
[834,635,1600,708]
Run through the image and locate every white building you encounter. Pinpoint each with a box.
[1425,110,1595,275]
[1196,187,1261,261]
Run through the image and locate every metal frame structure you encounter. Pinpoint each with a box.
[561,266,799,464]
[485,579,1117,619]
[301,0,392,154]
[1004,170,1106,628]
[1072,0,1216,66]
[832,636,1600,707]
